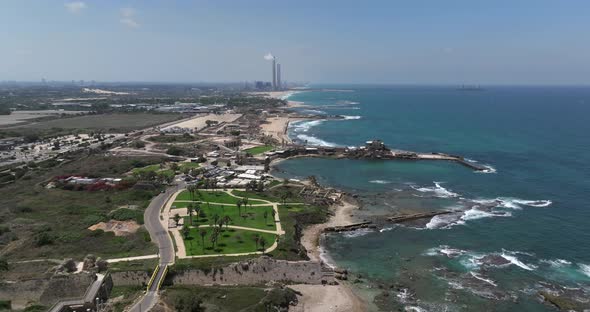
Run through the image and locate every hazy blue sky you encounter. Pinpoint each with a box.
[2,0,590,84]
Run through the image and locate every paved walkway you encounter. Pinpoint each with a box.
[167,189,296,258]
[106,254,159,263]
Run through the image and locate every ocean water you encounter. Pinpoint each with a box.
[273,86,590,311]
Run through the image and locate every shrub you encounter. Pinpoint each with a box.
[34,232,54,247]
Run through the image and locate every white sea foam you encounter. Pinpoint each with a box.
[541,258,572,268]
[342,115,362,120]
[379,226,396,233]
[302,109,327,115]
[425,214,462,229]
[291,119,324,133]
[342,228,373,238]
[470,272,498,287]
[472,197,552,210]
[279,91,299,100]
[336,100,360,105]
[477,164,497,174]
[318,245,337,269]
[404,306,427,312]
[500,253,535,271]
[369,179,391,184]
[412,181,460,198]
[296,134,337,147]
[579,264,590,278]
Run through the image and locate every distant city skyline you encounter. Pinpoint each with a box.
[2,0,590,85]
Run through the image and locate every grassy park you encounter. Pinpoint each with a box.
[175,190,265,205]
[179,203,277,231]
[183,227,276,256]
[244,145,274,155]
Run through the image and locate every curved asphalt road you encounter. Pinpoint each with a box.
[128,181,185,312]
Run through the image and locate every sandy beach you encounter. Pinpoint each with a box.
[301,198,358,262]
[261,116,306,144]
[289,284,365,312]
[288,197,364,312]
[161,113,241,131]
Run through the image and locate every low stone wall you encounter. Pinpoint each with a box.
[111,257,333,287]
[170,257,333,286]
[0,273,95,310]
[0,279,49,310]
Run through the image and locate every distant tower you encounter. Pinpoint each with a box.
[277,64,282,91]
[272,57,277,90]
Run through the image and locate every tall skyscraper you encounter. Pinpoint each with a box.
[272,57,277,90]
[277,63,282,91]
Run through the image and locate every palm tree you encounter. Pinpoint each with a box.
[173,213,181,227]
[181,224,190,239]
[260,237,267,252]
[280,193,288,205]
[210,231,218,250]
[199,229,207,252]
[253,234,260,250]
[222,216,231,229]
[263,211,268,225]
[213,213,220,226]
[237,200,243,217]
[187,184,197,201]
[271,209,276,222]
[187,203,194,226]
[194,204,201,223]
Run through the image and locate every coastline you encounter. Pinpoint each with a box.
[271,156,367,311]
[288,195,366,312]
[266,92,368,311]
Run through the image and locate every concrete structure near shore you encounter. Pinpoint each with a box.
[269,139,491,172]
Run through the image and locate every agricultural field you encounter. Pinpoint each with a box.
[0,112,182,138]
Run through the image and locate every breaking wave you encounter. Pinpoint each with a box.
[412,181,460,198]
[291,119,324,133]
[342,115,362,120]
[472,198,552,210]
[302,109,327,115]
[369,179,391,184]
[296,134,338,147]
[579,264,590,278]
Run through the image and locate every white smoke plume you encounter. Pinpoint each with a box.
[264,53,275,61]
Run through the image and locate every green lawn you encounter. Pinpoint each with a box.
[244,145,274,155]
[175,190,265,204]
[178,162,200,169]
[181,203,276,231]
[183,227,276,256]
[232,189,303,204]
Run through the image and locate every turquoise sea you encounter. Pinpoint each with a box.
[273,86,590,311]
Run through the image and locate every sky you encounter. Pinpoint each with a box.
[1,0,590,85]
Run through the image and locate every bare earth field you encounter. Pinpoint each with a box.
[0,110,86,126]
[162,113,241,131]
[6,112,182,131]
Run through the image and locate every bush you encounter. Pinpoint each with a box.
[166,146,182,156]
[109,208,144,224]
[34,232,54,247]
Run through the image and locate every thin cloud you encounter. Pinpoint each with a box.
[64,1,87,14]
[120,7,140,28]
